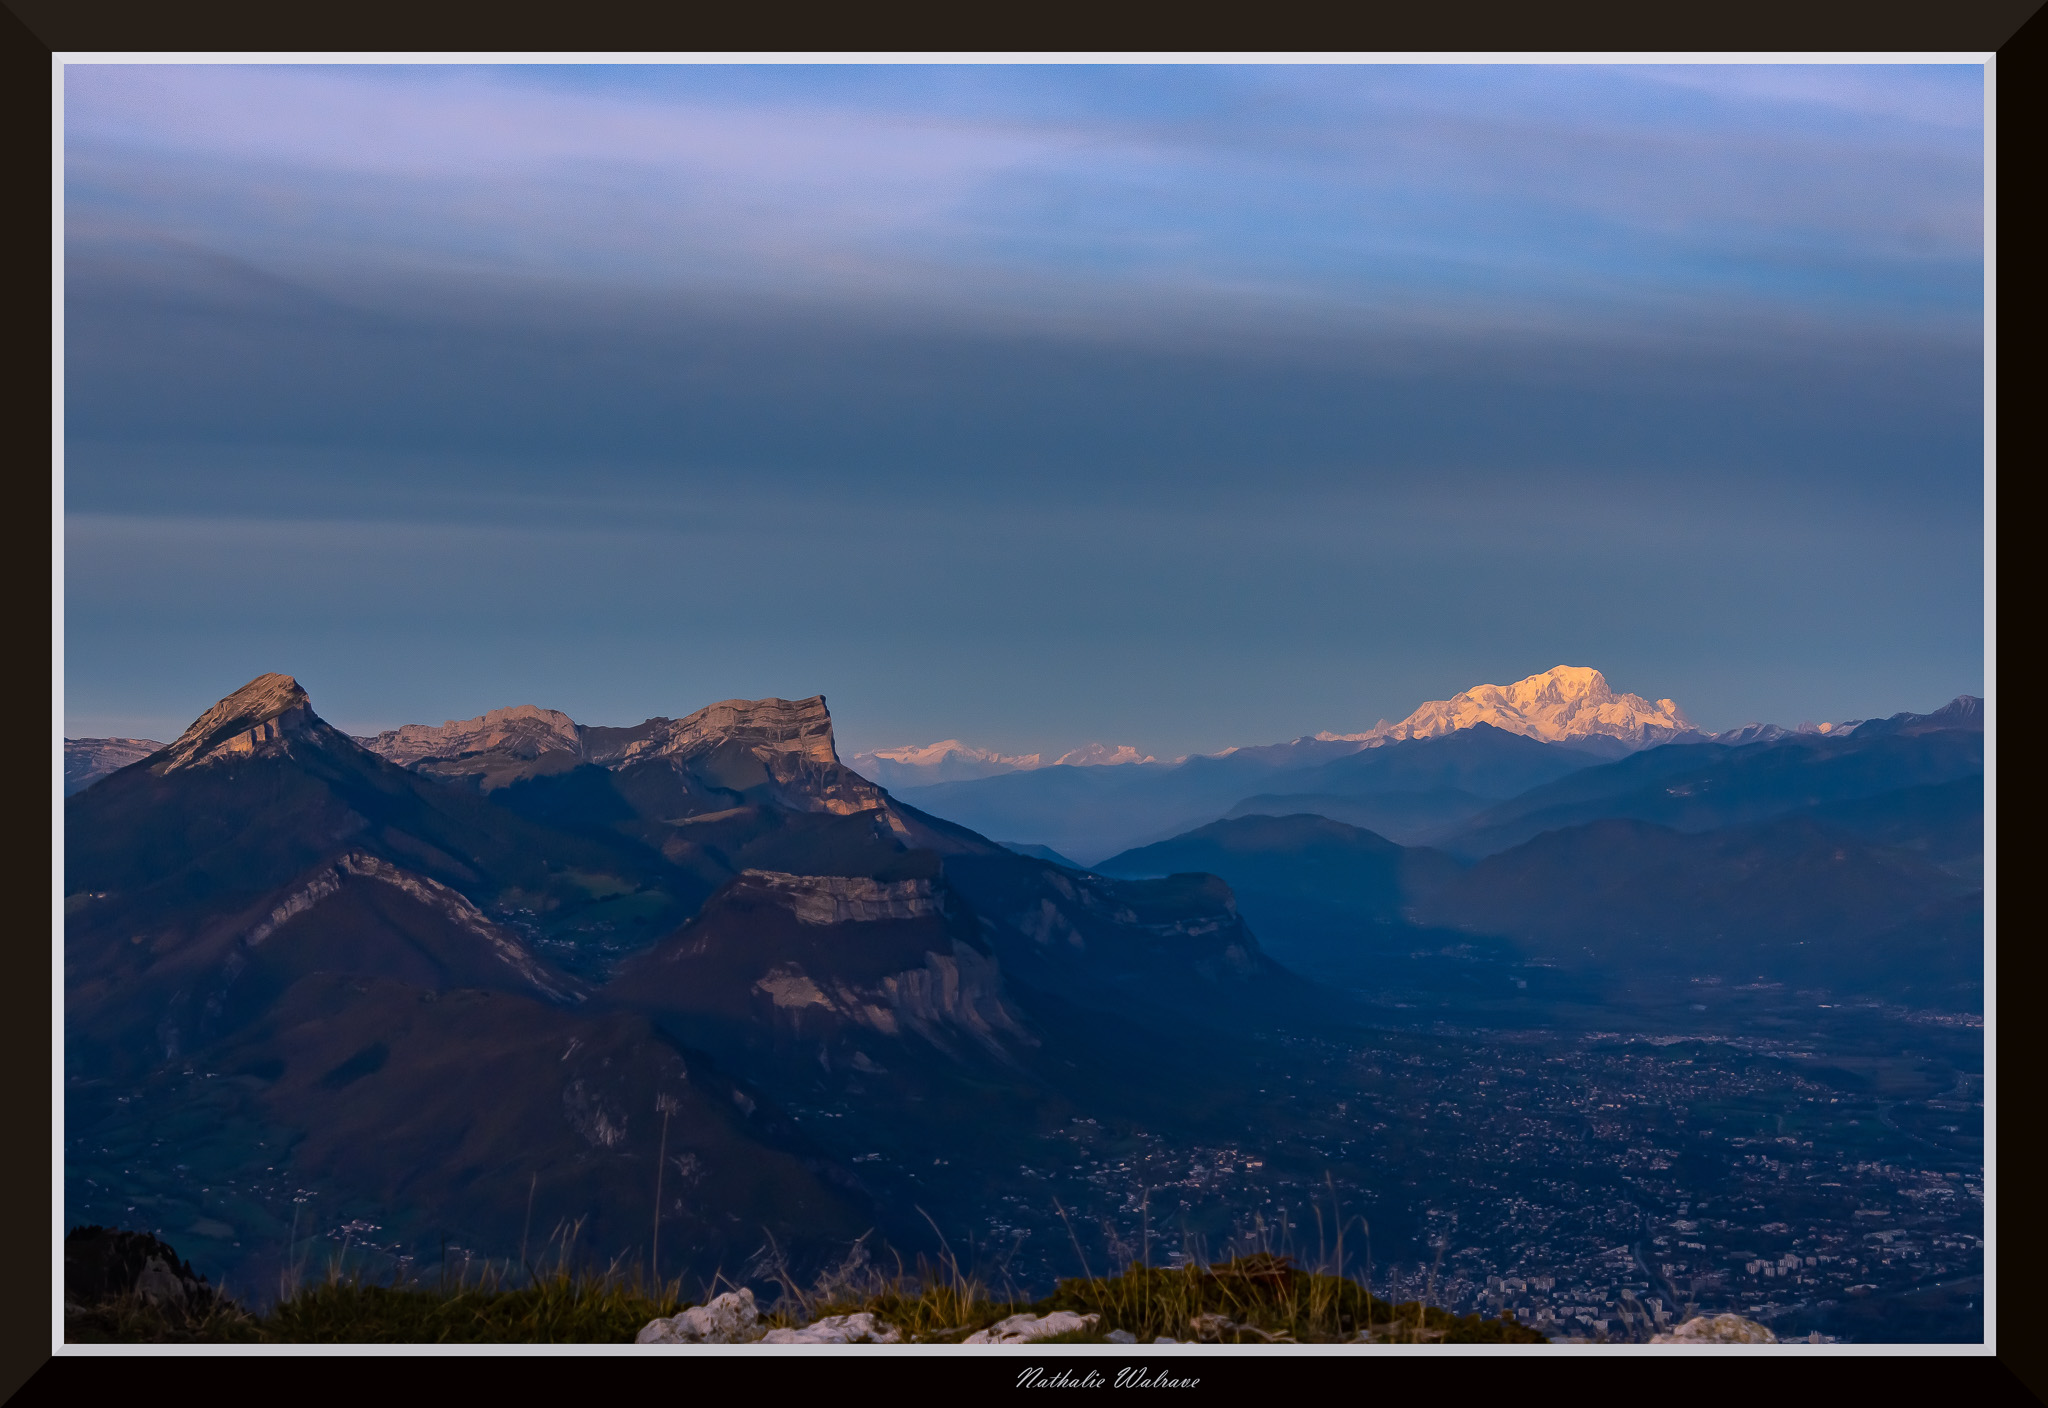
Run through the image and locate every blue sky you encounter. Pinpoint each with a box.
[62,62,1986,756]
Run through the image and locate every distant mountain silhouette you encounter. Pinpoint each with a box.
[1097,814,1452,921]
[999,841,1090,869]
[65,737,162,795]
[898,724,1603,865]
[1437,718,1983,859]
[1411,810,1981,1004]
[1840,694,1983,739]
[1091,726,1982,1006]
[1276,723,1610,800]
[1221,789,1488,845]
[1092,814,1465,978]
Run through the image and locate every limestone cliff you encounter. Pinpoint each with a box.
[360,691,901,818]
[360,704,583,768]
[150,674,328,774]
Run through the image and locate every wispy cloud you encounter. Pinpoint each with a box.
[65,64,1982,342]
[60,61,1986,749]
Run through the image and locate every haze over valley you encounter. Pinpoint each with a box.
[64,662,1984,1341]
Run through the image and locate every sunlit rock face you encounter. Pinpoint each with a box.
[361,705,583,769]
[740,871,945,927]
[627,864,1040,1069]
[590,695,843,768]
[362,693,894,814]
[151,673,328,773]
[589,696,891,817]
[1369,666,1693,749]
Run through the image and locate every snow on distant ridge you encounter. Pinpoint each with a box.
[847,740,1044,787]
[857,740,1043,770]
[1371,665,1693,748]
[1194,668,1696,764]
[849,738,1157,786]
[850,666,1906,790]
[1051,743,1156,767]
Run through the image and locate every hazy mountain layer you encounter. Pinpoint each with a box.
[897,724,1604,865]
[1437,708,1983,859]
[64,737,163,796]
[1223,789,1488,845]
[845,664,1701,788]
[1413,811,1981,1004]
[1091,717,1982,1007]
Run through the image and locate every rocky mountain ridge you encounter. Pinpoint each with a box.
[356,693,900,821]
[66,672,1295,1294]
[152,672,327,773]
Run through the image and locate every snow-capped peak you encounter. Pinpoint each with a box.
[1051,743,1157,768]
[845,739,1047,787]
[1313,724,1390,743]
[1369,666,1693,749]
[854,740,1044,770]
[846,738,1157,785]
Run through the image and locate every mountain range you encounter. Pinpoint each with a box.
[1092,696,1983,1007]
[65,674,1300,1292]
[62,664,1883,808]
[845,740,1160,789]
[837,668,1903,860]
[63,666,1983,1301]
[891,722,1616,865]
[844,666,1851,796]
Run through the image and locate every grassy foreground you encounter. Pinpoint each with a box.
[66,1249,1543,1345]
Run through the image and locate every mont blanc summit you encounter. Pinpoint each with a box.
[1366,666,1694,751]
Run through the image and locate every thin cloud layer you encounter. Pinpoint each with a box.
[66,64,1982,334]
[61,62,1986,753]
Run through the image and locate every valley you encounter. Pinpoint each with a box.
[62,667,1985,1344]
[65,991,1982,1342]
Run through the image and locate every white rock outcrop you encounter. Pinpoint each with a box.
[1650,1313,1778,1343]
[759,1312,903,1344]
[749,938,1035,1062]
[741,871,943,927]
[132,1256,189,1307]
[963,1311,1101,1343]
[242,853,581,1003]
[635,1289,764,1344]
